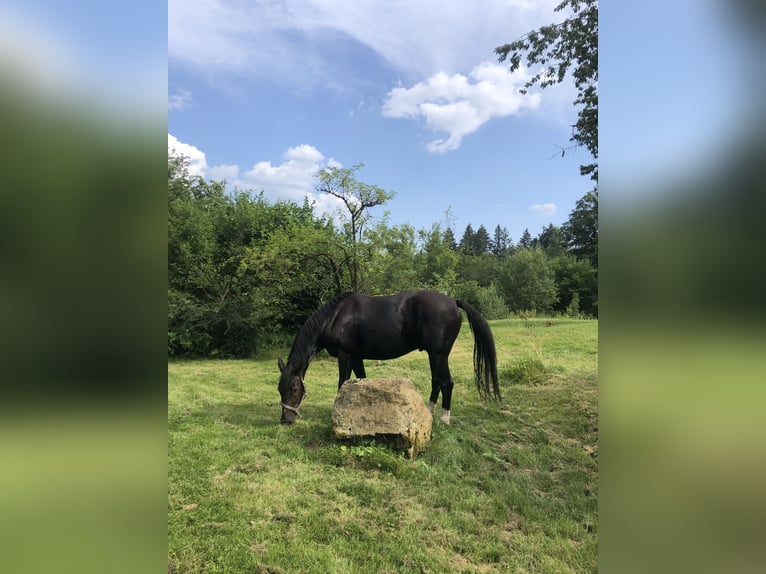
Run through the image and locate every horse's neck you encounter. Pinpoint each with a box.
[290,358,311,379]
[289,301,335,373]
[288,333,322,376]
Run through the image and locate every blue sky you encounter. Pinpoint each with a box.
[168,0,593,241]
[3,0,757,239]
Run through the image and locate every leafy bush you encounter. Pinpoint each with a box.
[566,292,581,318]
[477,283,509,320]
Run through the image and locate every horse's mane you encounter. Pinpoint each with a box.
[286,292,351,369]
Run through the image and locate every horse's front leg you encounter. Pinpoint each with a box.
[352,357,366,379]
[337,355,354,391]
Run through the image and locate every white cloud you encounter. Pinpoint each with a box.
[244,144,328,202]
[167,134,347,218]
[168,88,193,111]
[208,164,239,181]
[382,62,540,152]
[168,133,207,176]
[168,1,576,147]
[168,0,564,85]
[530,203,557,217]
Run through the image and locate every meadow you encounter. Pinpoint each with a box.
[168,317,598,573]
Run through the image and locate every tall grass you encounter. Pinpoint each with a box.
[169,318,597,573]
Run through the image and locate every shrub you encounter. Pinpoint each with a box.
[566,292,581,318]
[477,283,509,320]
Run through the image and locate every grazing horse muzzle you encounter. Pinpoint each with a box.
[280,392,306,425]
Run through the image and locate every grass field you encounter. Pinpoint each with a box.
[168,317,598,573]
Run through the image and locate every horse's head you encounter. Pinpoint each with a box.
[277,358,306,425]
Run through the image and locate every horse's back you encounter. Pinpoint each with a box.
[331,291,461,359]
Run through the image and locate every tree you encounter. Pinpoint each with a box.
[550,254,598,317]
[457,252,499,288]
[364,222,419,294]
[443,226,458,251]
[518,228,533,250]
[562,189,598,265]
[169,153,344,358]
[537,223,567,257]
[474,225,491,254]
[315,163,395,291]
[416,223,459,292]
[495,0,598,180]
[459,224,476,255]
[169,155,266,357]
[243,217,347,327]
[499,248,558,313]
[490,225,512,257]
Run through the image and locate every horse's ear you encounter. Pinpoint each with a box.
[277,358,285,373]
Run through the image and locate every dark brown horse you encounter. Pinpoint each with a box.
[277,290,500,425]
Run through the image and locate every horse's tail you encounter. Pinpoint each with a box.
[456,299,501,401]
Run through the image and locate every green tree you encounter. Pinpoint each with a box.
[242,217,347,332]
[443,226,458,251]
[562,189,598,265]
[457,251,499,288]
[537,223,567,257]
[490,224,512,257]
[364,222,419,294]
[550,253,598,317]
[315,163,395,291]
[416,223,459,292]
[474,224,491,254]
[169,153,338,357]
[459,224,476,255]
[517,228,533,250]
[499,248,558,313]
[495,0,598,180]
[168,155,262,357]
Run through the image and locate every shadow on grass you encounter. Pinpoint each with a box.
[187,398,338,446]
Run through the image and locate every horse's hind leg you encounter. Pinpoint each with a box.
[428,352,453,425]
[439,373,454,425]
[428,381,440,414]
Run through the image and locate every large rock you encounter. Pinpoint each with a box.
[332,377,432,458]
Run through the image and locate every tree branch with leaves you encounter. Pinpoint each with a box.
[315,163,395,291]
[496,0,598,181]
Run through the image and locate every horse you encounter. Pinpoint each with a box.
[277,290,500,425]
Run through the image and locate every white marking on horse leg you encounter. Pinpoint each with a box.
[428,401,436,414]
[440,409,451,425]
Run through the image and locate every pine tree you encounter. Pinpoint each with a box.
[491,225,511,257]
[518,228,533,250]
[443,227,458,251]
[474,225,491,254]
[460,224,476,255]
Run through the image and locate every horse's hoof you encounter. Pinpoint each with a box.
[440,410,451,425]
